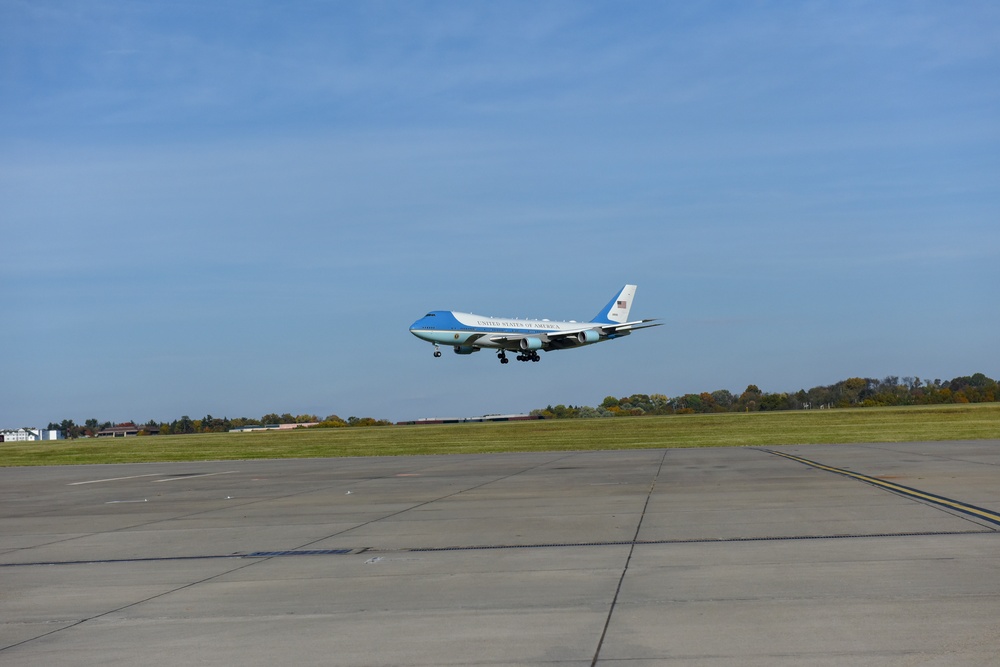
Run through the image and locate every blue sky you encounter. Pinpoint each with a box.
[3,1,998,426]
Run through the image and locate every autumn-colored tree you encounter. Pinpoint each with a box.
[737,385,762,412]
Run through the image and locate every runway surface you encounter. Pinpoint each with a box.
[2,441,999,666]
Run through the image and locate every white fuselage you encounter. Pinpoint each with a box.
[408,285,659,362]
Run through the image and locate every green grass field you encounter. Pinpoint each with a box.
[3,404,999,467]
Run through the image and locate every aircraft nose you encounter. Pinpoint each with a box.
[409,325,432,342]
[409,312,441,341]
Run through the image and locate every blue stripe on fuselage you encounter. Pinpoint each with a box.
[409,311,473,345]
[409,311,463,331]
[409,311,562,345]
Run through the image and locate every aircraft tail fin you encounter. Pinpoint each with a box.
[591,284,637,324]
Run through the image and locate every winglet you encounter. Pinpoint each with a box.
[591,285,637,324]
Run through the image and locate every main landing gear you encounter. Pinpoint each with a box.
[497,350,539,364]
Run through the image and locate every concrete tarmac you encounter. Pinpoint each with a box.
[1,441,999,666]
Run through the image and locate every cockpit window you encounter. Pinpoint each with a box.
[425,313,435,317]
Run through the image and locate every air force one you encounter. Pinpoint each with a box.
[409,284,661,364]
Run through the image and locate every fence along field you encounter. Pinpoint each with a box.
[3,404,999,467]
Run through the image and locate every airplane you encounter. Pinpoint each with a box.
[409,284,661,364]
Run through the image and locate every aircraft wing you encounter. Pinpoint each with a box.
[599,319,663,333]
[488,319,662,349]
[487,334,540,349]
[488,326,593,346]
[545,321,663,339]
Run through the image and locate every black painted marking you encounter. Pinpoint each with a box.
[761,448,1000,527]
[245,549,353,558]
[0,554,244,567]
[406,530,992,552]
[3,531,995,569]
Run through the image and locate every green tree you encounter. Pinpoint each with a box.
[317,415,347,427]
[806,386,832,409]
[172,416,195,434]
[347,416,391,427]
[760,392,791,411]
[200,415,230,432]
[711,390,735,410]
[57,419,86,439]
[672,393,704,413]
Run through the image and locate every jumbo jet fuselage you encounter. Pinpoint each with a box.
[409,285,660,364]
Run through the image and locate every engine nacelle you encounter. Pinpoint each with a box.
[576,329,600,344]
[453,346,479,355]
[519,337,543,351]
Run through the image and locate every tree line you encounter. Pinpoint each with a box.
[531,373,999,418]
[47,413,392,439]
[44,373,998,437]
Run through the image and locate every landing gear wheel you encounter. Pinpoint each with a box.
[498,351,509,365]
[433,345,442,358]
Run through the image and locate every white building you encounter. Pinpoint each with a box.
[1,428,65,442]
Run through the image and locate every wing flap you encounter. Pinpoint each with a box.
[600,319,662,333]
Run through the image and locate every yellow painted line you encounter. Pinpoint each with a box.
[761,449,1000,526]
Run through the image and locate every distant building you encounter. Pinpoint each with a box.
[96,424,139,438]
[396,414,544,425]
[95,422,159,437]
[230,424,280,433]
[230,423,318,433]
[1,428,65,442]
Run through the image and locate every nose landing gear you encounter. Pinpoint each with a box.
[433,344,442,358]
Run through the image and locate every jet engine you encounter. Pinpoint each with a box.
[576,330,600,344]
[453,346,479,355]
[519,337,543,351]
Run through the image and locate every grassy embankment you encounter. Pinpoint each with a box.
[3,403,998,467]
